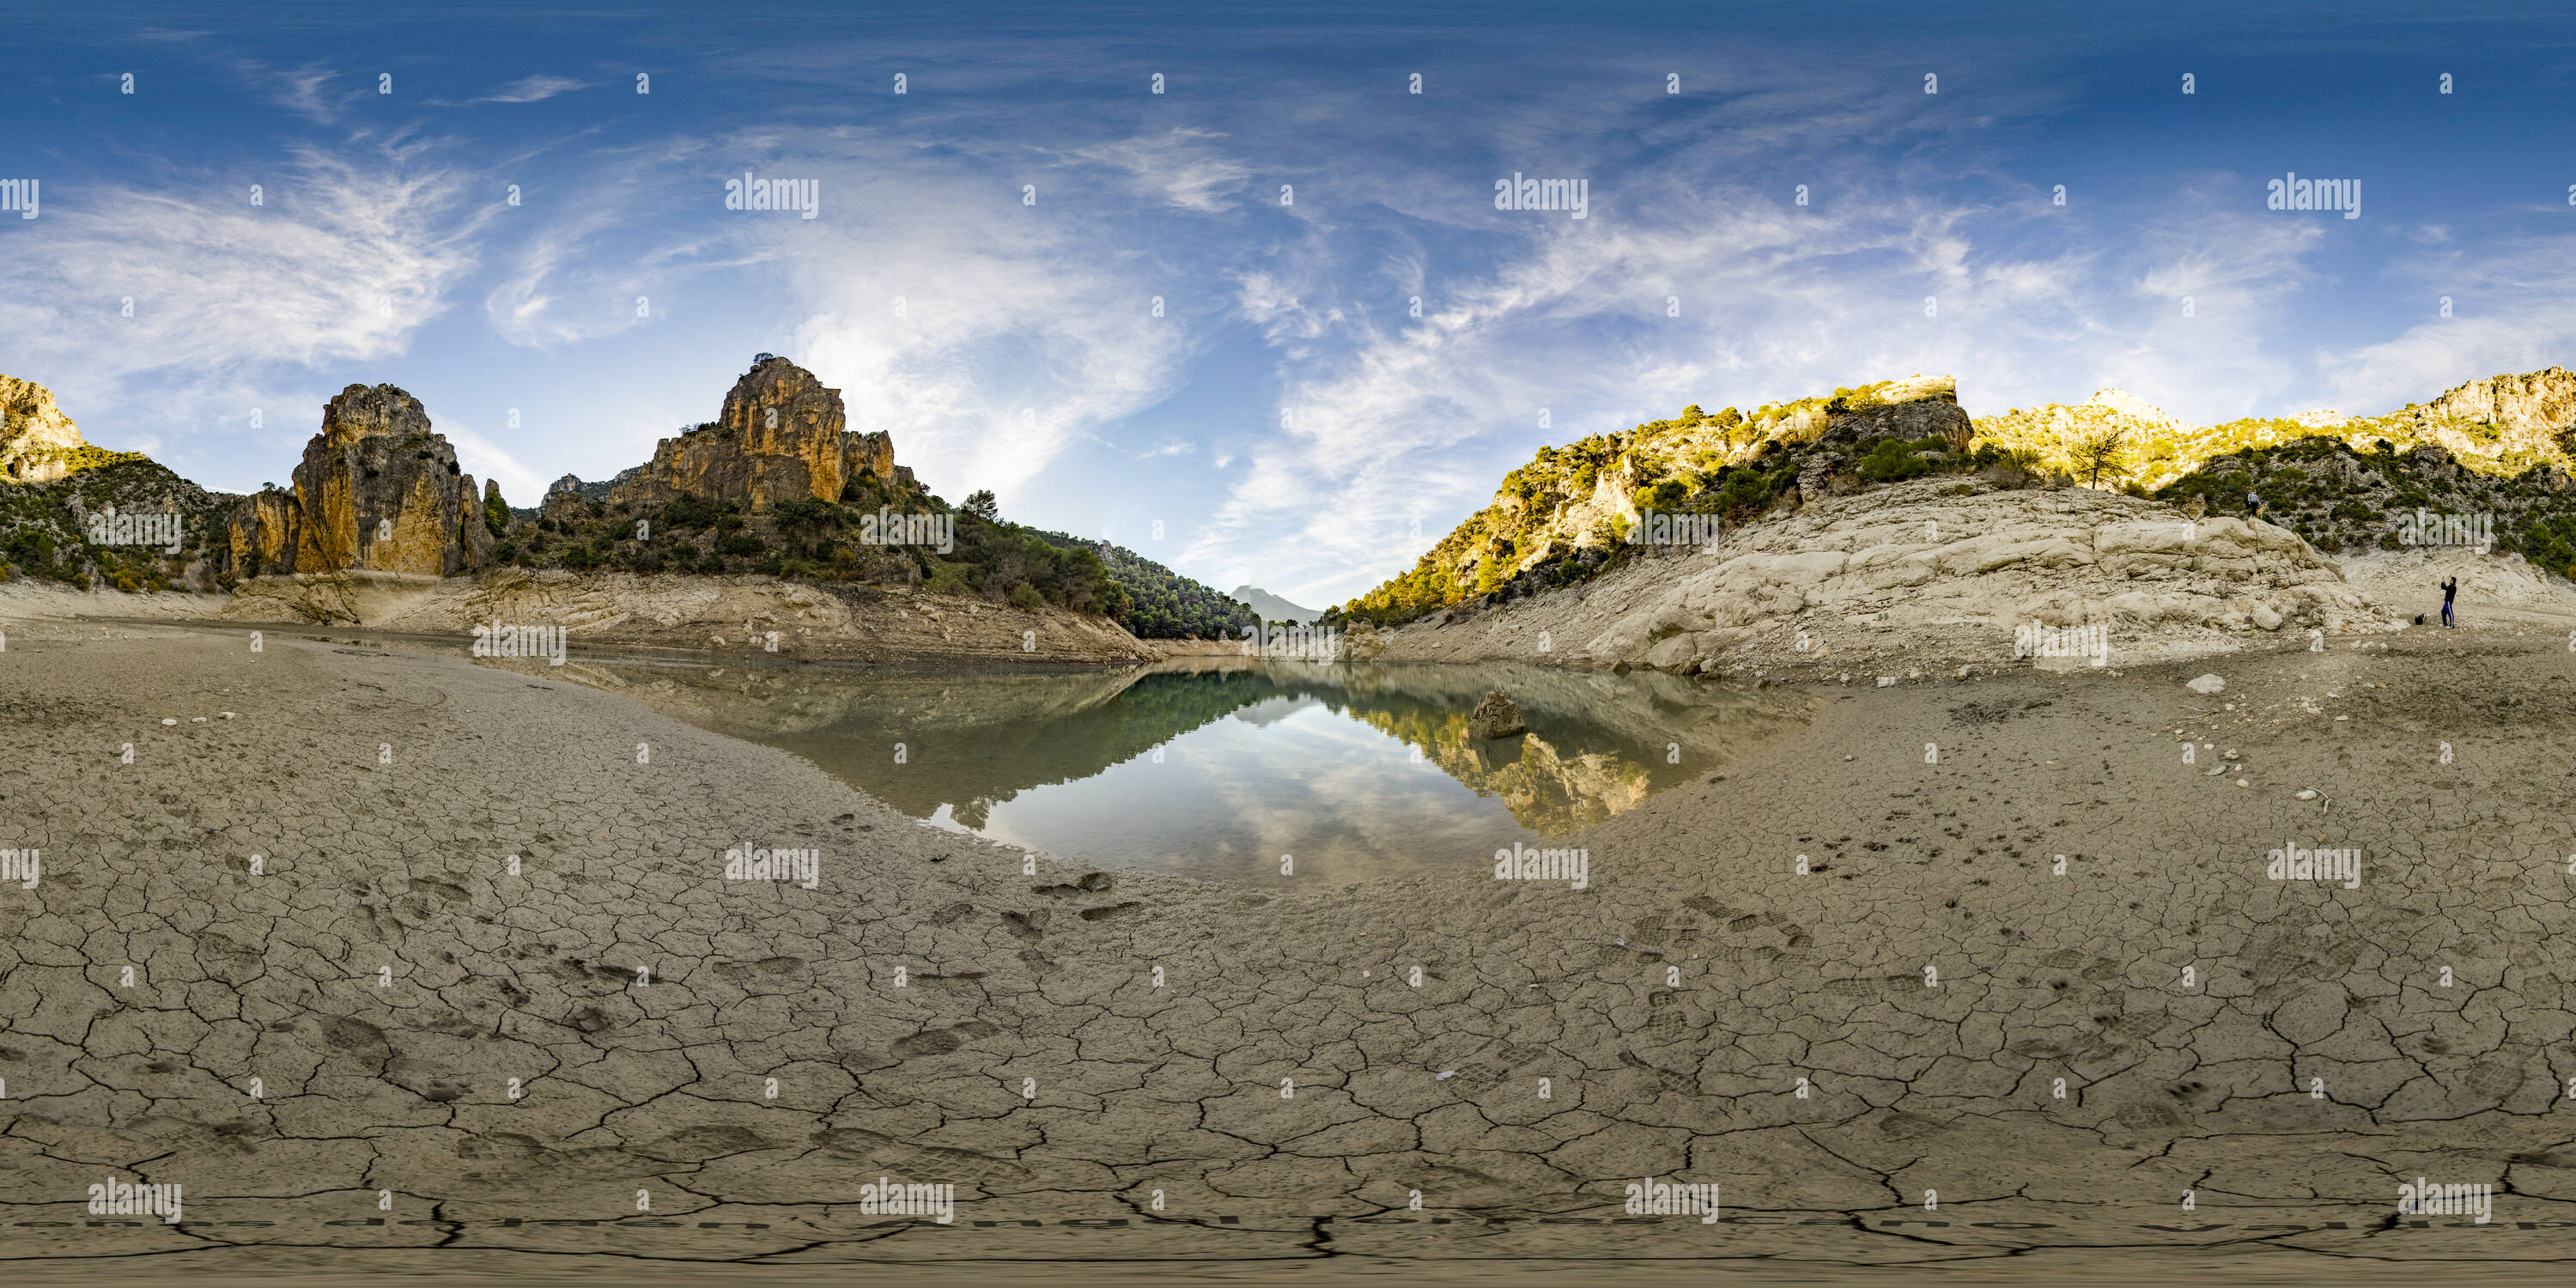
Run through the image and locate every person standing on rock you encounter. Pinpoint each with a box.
[2441,575,2457,628]
[2245,489,2263,520]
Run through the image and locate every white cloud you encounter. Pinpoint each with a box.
[439,420,550,502]
[751,139,1207,503]
[1070,128,1252,212]
[1186,177,2344,605]
[476,75,590,104]
[2316,229,2576,415]
[0,140,480,443]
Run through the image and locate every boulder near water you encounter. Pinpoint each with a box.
[1467,690,1528,739]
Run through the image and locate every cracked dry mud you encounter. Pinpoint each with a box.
[4,620,2576,1283]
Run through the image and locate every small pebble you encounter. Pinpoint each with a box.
[161,718,177,726]
[2236,779,2250,787]
[2294,790,2318,800]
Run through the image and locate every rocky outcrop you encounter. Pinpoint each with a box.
[1466,690,1527,739]
[609,355,902,512]
[1785,378,1973,506]
[2404,366,2576,439]
[0,374,143,483]
[225,489,295,575]
[222,384,495,580]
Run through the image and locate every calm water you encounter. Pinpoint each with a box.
[541,656,1814,884]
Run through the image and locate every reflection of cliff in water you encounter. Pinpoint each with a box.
[546,656,1814,832]
[1350,707,1653,834]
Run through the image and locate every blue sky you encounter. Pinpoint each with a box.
[4,1,2573,607]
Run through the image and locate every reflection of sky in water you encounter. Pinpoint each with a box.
[545,657,1814,886]
[972,702,1526,884]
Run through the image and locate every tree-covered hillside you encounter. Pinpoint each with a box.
[1025,531,1258,640]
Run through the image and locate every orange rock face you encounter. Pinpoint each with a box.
[227,384,495,578]
[611,356,900,511]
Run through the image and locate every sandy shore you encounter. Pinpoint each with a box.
[3,605,2576,1282]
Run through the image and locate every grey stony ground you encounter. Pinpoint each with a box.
[3,613,2575,1283]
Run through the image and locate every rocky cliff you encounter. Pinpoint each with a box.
[1340,374,1971,623]
[1977,367,2576,492]
[1370,477,2399,676]
[607,355,904,511]
[0,375,145,483]
[223,384,495,580]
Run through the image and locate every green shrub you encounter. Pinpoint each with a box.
[1857,438,1935,483]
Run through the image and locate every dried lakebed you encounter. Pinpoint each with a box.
[1,619,2573,1280]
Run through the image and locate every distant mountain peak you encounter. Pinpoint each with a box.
[1230,585,1319,623]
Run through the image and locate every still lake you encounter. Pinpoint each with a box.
[539,656,1814,884]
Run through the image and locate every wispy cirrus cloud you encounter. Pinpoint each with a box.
[0,137,485,485]
[1185,169,2342,606]
[475,75,590,104]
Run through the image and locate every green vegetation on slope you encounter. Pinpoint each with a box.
[1024,532,1258,640]
[2159,437,2576,574]
[0,459,231,592]
[1337,379,1980,627]
[499,468,1127,616]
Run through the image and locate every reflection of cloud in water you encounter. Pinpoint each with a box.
[557,658,1814,884]
[1227,694,1318,728]
[975,704,1519,884]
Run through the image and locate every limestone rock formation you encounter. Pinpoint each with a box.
[0,374,141,483]
[2085,387,2180,430]
[2404,366,2576,438]
[1789,377,1975,505]
[223,384,495,579]
[1370,477,2402,673]
[610,355,902,512]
